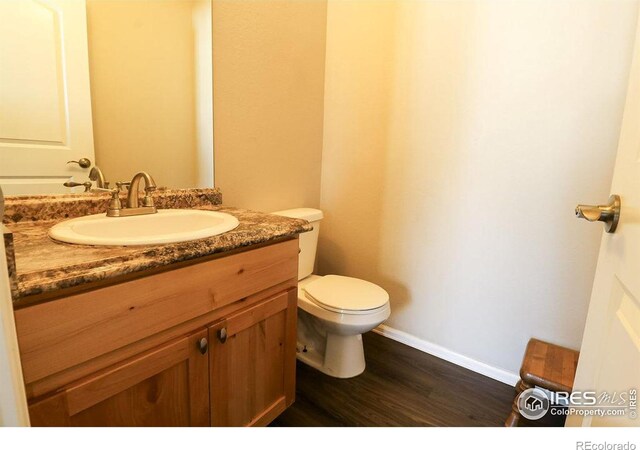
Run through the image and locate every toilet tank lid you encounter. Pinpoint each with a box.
[272,208,323,222]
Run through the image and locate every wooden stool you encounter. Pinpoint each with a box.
[505,338,579,427]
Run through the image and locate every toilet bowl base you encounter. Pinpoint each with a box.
[297,333,366,379]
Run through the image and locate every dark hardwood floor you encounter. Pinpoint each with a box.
[273,332,564,427]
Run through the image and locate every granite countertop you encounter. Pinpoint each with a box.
[3,189,311,305]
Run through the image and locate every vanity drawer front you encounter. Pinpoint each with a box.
[15,238,299,384]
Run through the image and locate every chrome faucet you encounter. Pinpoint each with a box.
[63,165,109,191]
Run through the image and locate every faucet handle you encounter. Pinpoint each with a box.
[139,173,156,207]
[63,181,92,192]
[116,181,130,192]
[142,186,155,207]
[95,188,122,215]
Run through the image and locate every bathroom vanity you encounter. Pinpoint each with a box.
[4,189,311,427]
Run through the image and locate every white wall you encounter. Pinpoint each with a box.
[319,0,638,376]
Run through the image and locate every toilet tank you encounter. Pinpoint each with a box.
[272,208,323,280]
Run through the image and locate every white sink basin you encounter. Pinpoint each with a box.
[49,209,239,246]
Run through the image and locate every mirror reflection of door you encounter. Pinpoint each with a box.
[0,0,214,196]
[0,0,95,195]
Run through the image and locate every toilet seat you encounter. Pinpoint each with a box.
[296,274,391,378]
[304,275,389,315]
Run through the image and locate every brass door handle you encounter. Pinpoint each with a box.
[575,195,620,233]
[67,158,92,169]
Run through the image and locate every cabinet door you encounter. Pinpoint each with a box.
[210,289,297,427]
[28,329,209,427]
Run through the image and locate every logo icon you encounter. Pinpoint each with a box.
[518,387,550,420]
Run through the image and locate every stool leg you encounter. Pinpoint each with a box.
[505,379,532,427]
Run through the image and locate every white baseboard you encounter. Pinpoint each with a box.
[373,324,519,387]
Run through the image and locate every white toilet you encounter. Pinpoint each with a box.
[273,208,391,378]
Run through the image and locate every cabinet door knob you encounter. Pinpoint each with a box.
[217,327,227,344]
[198,337,208,355]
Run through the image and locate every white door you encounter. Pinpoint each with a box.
[567,10,640,427]
[0,0,95,195]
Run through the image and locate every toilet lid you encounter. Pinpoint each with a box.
[304,275,389,312]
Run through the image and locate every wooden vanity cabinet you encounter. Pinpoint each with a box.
[210,289,297,427]
[15,239,300,427]
[29,329,210,427]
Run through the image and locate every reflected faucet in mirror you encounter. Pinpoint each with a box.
[89,166,108,189]
[63,180,93,192]
[63,164,110,192]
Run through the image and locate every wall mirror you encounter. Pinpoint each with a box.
[0,0,213,195]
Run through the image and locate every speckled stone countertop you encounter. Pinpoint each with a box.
[3,189,311,306]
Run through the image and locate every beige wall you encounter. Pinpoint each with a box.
[319,0,638,376]
[212,0,327,212]
[87,0,212,189]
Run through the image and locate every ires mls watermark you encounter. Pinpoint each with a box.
[517,387,638,420]
[576,443,636,450]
